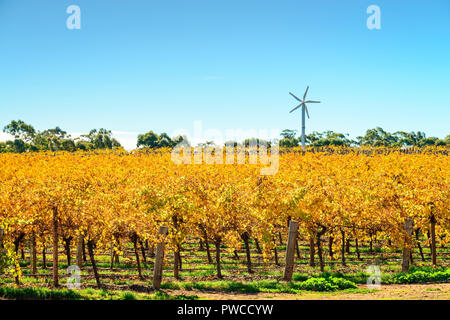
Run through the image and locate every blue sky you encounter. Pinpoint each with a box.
[0,0,449,148]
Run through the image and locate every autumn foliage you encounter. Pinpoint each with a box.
[0,147,448,282]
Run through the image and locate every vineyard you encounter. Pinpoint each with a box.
[0,147,449,299]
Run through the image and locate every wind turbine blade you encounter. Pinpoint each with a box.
[303,86,309,100]
[289,92,302,102]
[305,105,310,119]
[289,104,302,113]
[305,100,321,103]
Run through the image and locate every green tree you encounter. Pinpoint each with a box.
[280,129,297,140]
[82,129,121,149]
[0,142,7,153]
[157,132,175,147]
[74,140,93,151]
[280,129,299,147]
[418,137,439,147]
[306,131,352,147]
[393,131,427,147]
[3,120,35,152]
[356,127,397,146]
[173,135,189,147]
[136,131,182,148]
[137,131,160,148]
[434,139,447,146]
[33,127,76,151]
[444,135,450,145]
[243,138,270,147]
[3,120,35,142]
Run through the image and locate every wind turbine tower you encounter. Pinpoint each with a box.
[289,86,321,148]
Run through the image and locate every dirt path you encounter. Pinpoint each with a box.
[167,283,450,300]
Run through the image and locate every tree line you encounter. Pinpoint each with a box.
[0,120,121,153]
[1,120,449,153]
[280,127,450,148]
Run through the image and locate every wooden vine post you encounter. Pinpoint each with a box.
[30,231,37,275]
[401,218,414,273]
[152,225,169,290]
[76,234,84,268]
[52,206,59,287]
[283,220,299,281]
[0,227,4,248]
[430,214,437,266]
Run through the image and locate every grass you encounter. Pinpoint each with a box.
[0,285,199,300]
[425,287,441,291]
[7,261,448,294]
[391,268,450,284]
[161,276,360,294]
[152,291,198,300]
[120,291,137,300]
[0,286,82,300]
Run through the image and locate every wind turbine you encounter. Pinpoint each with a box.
[289,86,321,148]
